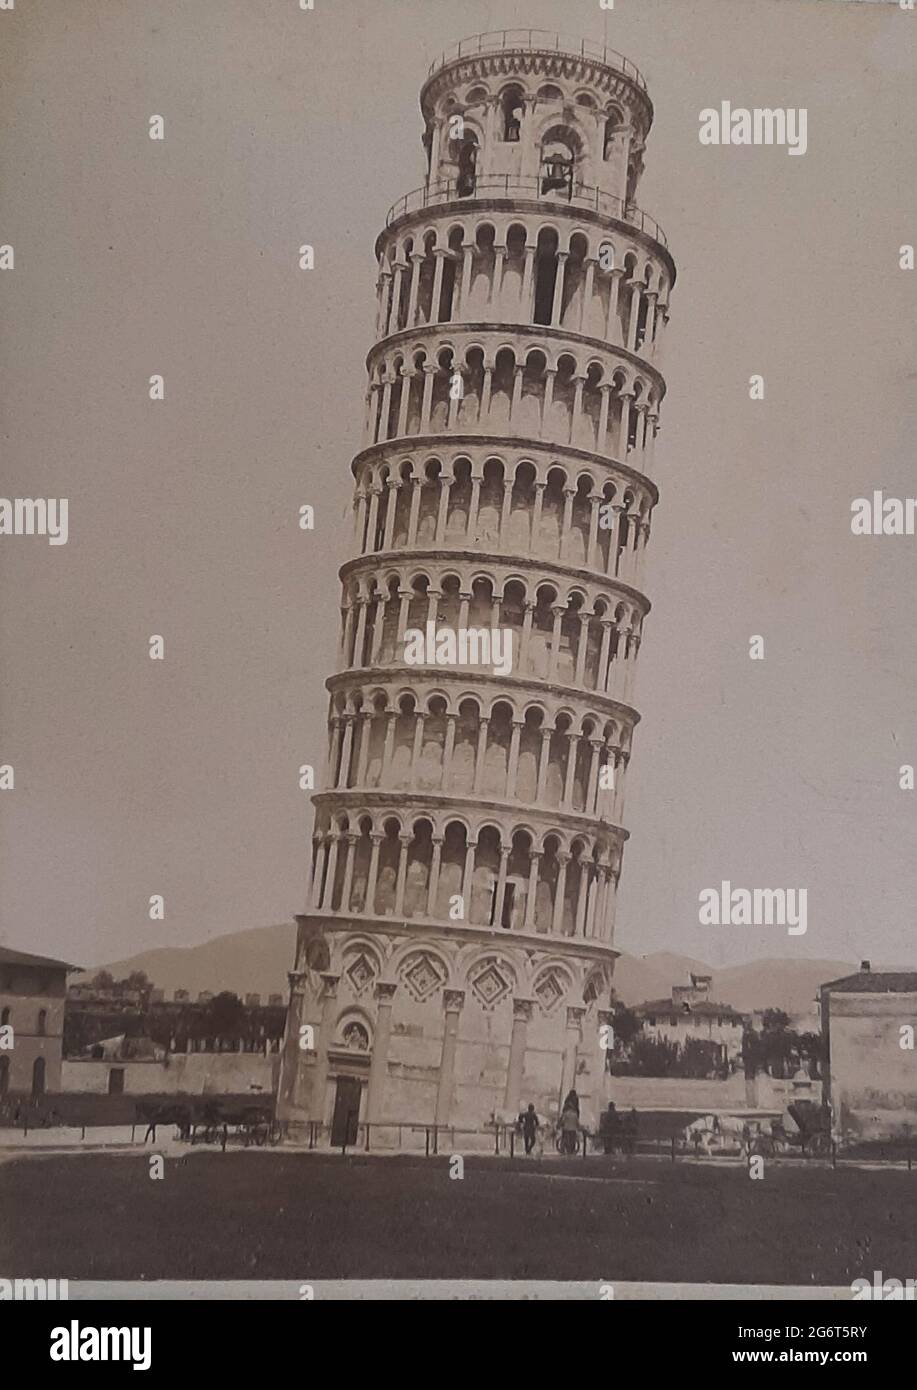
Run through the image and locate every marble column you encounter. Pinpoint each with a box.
[310,973,341,1128]
[560,1005,585,1100]
[365,981,397,1125]
[503,998,533,1113]
[435,990,465,1126]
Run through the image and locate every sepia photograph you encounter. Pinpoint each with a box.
[1,0,916,1353]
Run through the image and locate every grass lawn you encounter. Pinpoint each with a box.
[3,1150,916,1285]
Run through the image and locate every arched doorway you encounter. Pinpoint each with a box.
[31,1055,46,1098]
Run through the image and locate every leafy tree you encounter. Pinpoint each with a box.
[205,991,246,1040]
[610,1002,642,1049]
[741,1026,761,1078]
[797,1031,825,1078]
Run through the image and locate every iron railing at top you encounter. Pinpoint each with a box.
[426,30,646,91]
[384,175,667,248]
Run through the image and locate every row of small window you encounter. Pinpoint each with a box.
[0,1005,47,1033]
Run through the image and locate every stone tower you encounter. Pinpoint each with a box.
[279,30,675,1146]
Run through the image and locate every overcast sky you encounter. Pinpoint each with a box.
[1,0,915,972]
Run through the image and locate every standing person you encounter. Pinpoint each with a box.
[562,1088,580,1118]
[560,1100,579,1155]
[601,1101,620,1155]
[522,1103,539,1155]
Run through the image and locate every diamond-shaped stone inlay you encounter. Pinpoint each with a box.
[345,953,375,996]
[470,962,510,1010]
[535,972,564,1014]
[402,952,443,1002]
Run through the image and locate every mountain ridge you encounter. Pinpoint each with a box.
[77,923,859,1018]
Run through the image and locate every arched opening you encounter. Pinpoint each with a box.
[501,85,524,142]
[561,232,588,329]
[445,457,472,540]
[517,706,543,803]
[373,819,402,916]
[604,107,624,160]
[419,695,447,790]
[439,227,463,321]
[452,698,480,794]
[503,223,529,319]
[508,461,536,551]
[404,819,434,918]
[471,825,502,926]
[540,128,576,200]
[31,1056,46,1099]
[533,228,559,326]
[348,817,374,912]
[416,456,442,544]
[436,821,468,919]
[482,700,512,797]
[518,350,545,437]
[477,457,504,546]
[456,136,478,197]
[489,348,515,434]
[416,232,437,326]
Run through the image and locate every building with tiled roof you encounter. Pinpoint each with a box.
[820,961,917,1142]
[0,943,79,1099]
[631,973,747,1063]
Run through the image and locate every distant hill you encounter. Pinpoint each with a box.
[79,924,859,1020]
[76,923,298,999]
[614,952,855,1018]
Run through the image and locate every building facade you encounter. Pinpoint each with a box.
[0,945,75,1098]
[821,966,917,1142]
[632,974,746,1066]
[278,31,675,1145]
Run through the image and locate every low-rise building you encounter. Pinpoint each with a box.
[632,974,747,1065]
[820,962,917,1142]
[0,945,78,1097]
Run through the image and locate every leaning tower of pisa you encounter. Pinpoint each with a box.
[279,30,675,1147]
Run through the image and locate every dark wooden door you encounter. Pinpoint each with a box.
[330,1076,361,1147]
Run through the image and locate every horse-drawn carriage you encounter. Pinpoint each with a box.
[681,1101,832,1159]
[136,1098,280,1147]
[749,1101,832,1158]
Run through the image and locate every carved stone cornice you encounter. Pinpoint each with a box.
[420,51,653,142]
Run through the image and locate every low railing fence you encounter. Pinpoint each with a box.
[384,176,667,247]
